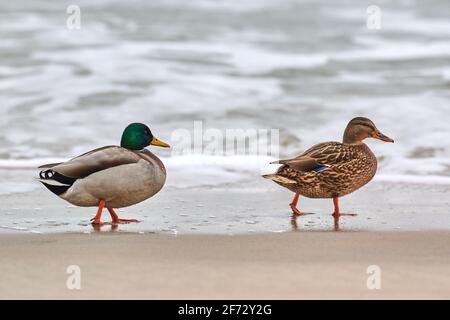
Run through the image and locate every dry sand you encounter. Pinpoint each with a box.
[1,231,450,299]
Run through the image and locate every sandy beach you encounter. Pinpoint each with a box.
[1,231,450,300]
[0,176,450,299]
[1,0,450,301]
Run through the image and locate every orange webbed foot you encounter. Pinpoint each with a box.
[107,208,140,224]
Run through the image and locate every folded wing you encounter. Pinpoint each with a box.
[273,142,356,172]
[40,146,141,179]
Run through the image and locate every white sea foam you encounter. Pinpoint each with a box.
[375,174,450,185]
[0,158,67,169]
[335,40,450,62]
[1,154,450,195]
[0,0,449,194]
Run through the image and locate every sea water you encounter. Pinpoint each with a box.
[1,0,450,194]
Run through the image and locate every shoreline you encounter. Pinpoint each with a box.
[1,231,450,299]
[1,176,450,234]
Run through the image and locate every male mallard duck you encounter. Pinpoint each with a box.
[38,123,170,225]
[264,117,393,217]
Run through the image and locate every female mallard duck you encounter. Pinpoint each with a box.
[264,117,394,217]
[38,123,170,225]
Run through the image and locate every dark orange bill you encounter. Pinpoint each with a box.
[373,131,394,143]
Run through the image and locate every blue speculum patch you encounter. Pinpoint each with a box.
[313,166,329,172]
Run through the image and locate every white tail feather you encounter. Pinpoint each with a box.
[37,178,70,187]
[262,174,296,184]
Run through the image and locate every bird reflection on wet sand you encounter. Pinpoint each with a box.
[291,214,350,231]
[92,223,119,233]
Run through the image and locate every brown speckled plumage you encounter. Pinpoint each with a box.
[270,142,377,198]
[263,117,394,217]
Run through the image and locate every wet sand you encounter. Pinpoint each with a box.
[1,231,450,299]
[1,171,450,234]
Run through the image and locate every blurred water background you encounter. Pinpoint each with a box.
[1,0,450,194]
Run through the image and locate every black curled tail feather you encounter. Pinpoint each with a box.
[39,170,77,196]
[39,170,77,185]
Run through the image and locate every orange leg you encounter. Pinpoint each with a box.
[290,192,312,216]
[90,200,107,225]
[107,208,140,224]
[332,197,357,217]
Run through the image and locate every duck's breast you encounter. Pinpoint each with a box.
[334,143,378,196]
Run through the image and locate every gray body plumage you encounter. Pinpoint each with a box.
[39,146,166,208]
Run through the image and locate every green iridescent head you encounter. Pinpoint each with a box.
[120,123,170,150]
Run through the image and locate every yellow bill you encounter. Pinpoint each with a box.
[150,137,170,148]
